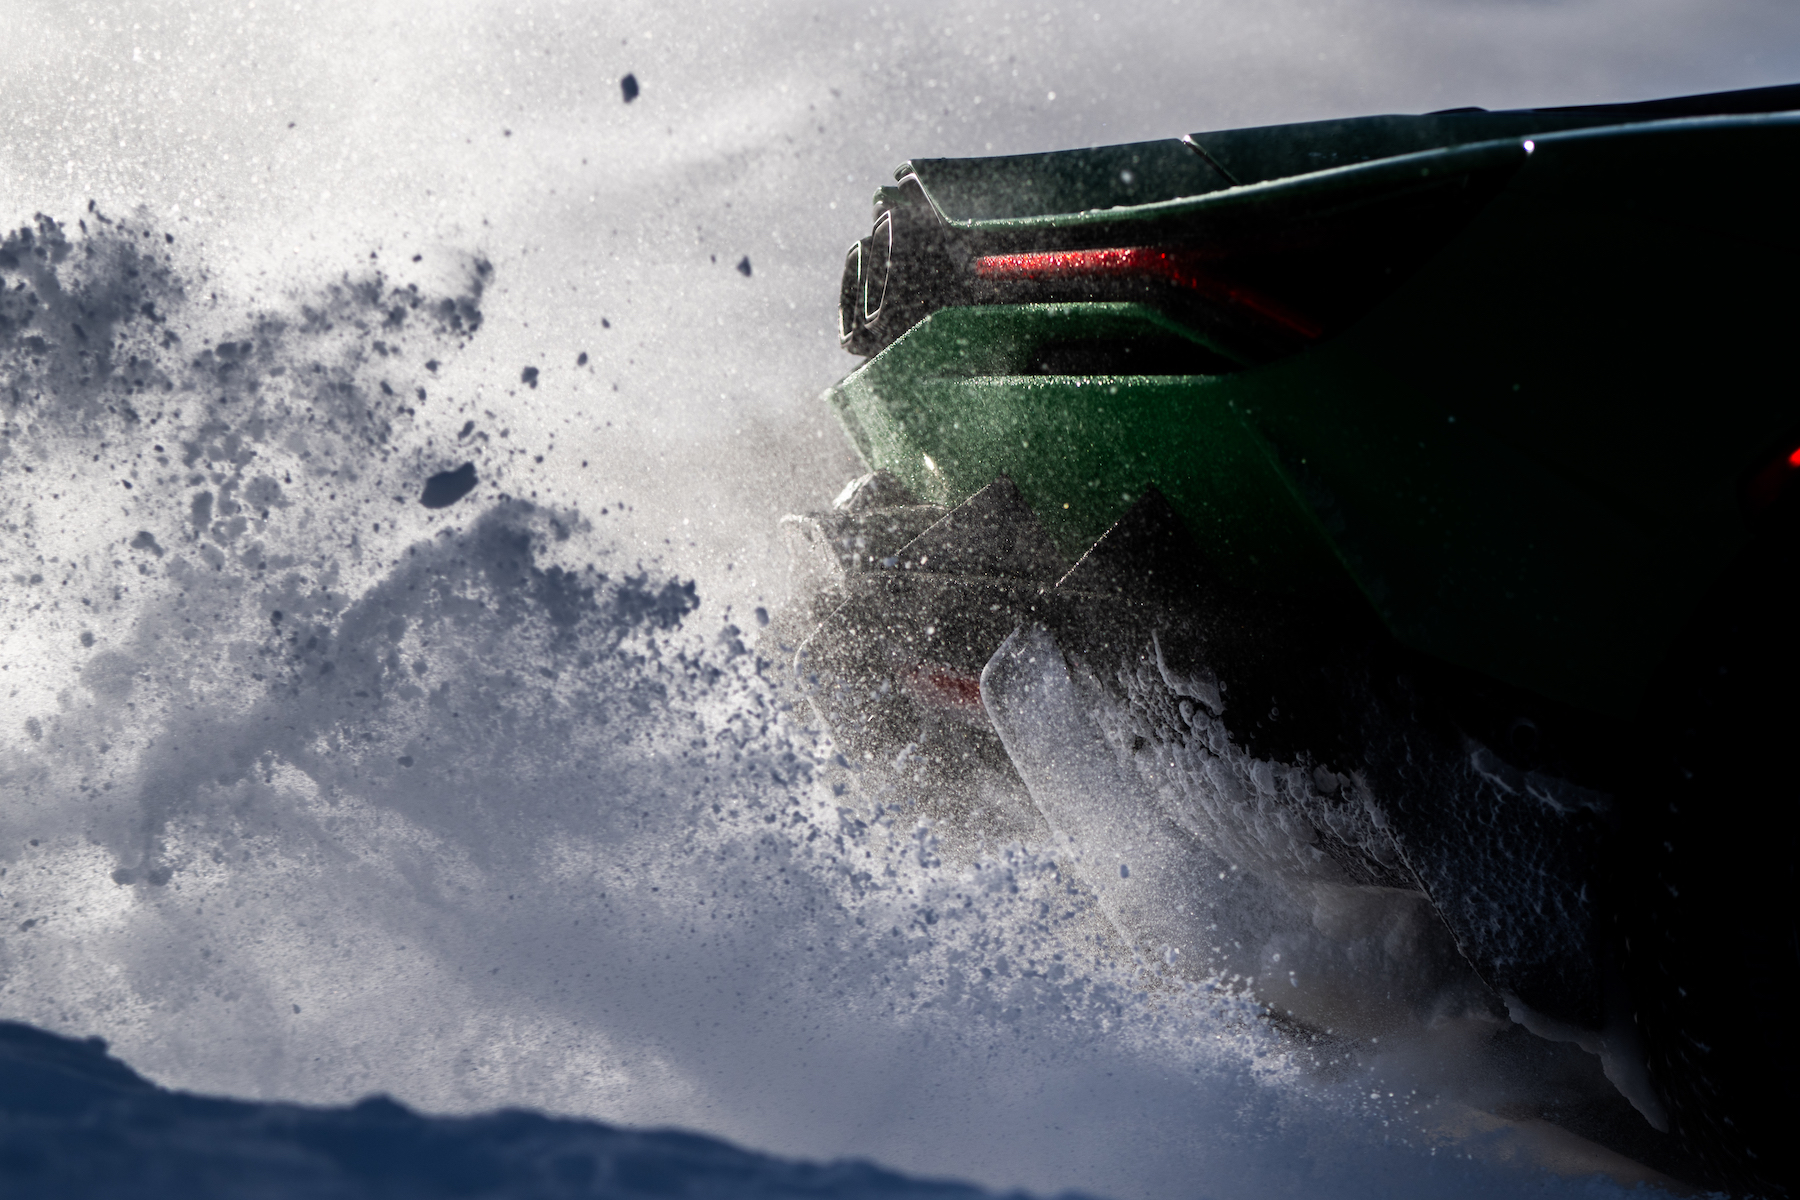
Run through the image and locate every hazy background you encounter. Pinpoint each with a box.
[2,3,1797,1198]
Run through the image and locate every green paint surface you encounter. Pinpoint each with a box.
[828,116,1800,717]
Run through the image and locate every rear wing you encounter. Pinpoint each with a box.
[838,82,1800,359]
[899,81,1800,223]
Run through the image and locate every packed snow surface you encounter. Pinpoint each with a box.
[2,1,1797,1196]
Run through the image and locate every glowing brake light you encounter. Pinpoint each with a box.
[972,246,1323,340]
[897,663,991,730]
[1743,439,1800,515]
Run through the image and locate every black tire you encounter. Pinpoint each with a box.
[1622,508,1800,1196]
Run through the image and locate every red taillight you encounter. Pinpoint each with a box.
[972,246,1323,340]
[897,663,990,729]
[1744,441,1800,515]
[975,246,1174,280]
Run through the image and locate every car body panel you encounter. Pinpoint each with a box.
[827,114,1800,716]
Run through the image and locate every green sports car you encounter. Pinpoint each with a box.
[785,83,1800,1194]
